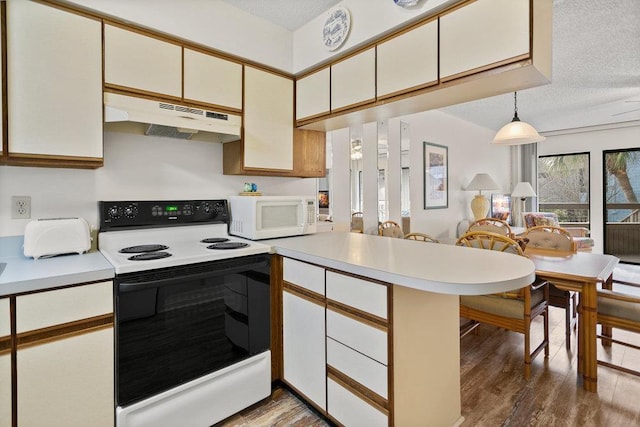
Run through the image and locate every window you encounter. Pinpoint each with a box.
[537,153,590,227]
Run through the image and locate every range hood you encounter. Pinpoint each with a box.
[104,92,241,140]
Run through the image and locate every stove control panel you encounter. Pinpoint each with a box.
[99,199,229,231]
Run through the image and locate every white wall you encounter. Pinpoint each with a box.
[66,0,293,72]
[327,111,510,239]
[406,110,510,240]
[0,132,316,237]
[537,122,640,253]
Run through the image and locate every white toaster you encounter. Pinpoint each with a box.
[23,218,92,259]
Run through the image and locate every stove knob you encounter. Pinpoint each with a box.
[201,202,212,214]
[108,206,122,220]
[124,205,138,218]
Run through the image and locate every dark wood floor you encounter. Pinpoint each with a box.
[218,264,640,426]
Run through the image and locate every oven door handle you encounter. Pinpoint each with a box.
[117,257,270,292]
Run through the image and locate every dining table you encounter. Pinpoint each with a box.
[524,248,620,392]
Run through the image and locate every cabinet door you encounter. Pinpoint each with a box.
[331,48,376,112]
[184,49,242,110]
[104,24,182,98]
[17,328,114,427]
[440,0,530,80]
[283,290,326,411]
[296,67,330,121]
[377,20,438,99]
[15,282,114,427]
[7,0,103,159]
[327,377,388,427]
[243,66,293,171]
[292,129,326,177]
[0,298,10,427]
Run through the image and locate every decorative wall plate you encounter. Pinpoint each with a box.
[322,6,351,51]
[394,0,420,7]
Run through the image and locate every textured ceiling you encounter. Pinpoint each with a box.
[221,0,640,132]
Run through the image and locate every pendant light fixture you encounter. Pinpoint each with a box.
[491,92,546,145]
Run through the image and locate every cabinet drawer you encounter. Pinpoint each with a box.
[283,258,325,295]
[327,337,387,399]
[326,308,387,365]
[16,281,113,333]
[326,271,387,319]
[327,377,388,427]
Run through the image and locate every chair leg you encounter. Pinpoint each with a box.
[524,316,532,380]
[544,306,550,357]
[564,292,572,350]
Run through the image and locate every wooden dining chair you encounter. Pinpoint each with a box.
[596,280,640,376]
[523,226,578,350]
[467,218,514,238]
[378,220,404,238]
[456,231,550,379]
[351,212,364,233]
[404,232,439,243]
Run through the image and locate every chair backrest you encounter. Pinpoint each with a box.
[456,231,524,256]
[379,220,404,238]
[404,232,439,243]
[522,212,560,229]
[467,218,513,237]
[523,225,577,252]
[351,212,364,232]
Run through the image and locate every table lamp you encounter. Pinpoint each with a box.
[511,181,537,227]
[466,173,500,220]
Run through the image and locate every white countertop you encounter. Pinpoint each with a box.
[271,232,536,295]
[0,236,115,297]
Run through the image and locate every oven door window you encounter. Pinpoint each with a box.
[116,255,270,407]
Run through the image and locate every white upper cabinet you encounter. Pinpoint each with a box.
[183,49,242,110]
[296,67,330,121]
[104,24,182,98]
[377,19,438,99]
[243,66,293,171]
[6,0,103,159]
[331,48,376,112]
[440,0,530,80]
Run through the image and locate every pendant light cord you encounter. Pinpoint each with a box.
[512,91,521,122]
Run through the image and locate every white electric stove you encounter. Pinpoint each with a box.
[98,199,272,427]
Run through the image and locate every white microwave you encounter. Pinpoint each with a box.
[229,195,317,240]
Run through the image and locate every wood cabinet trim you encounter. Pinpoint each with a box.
[16,313,113,350]
[440,53,531,83]
[376,80,438,102]
[326,301,388,332]
[4,156,103,169]
[283,282,326,306]
[327,366,389,414]
[331,97,377,115]
[35,0,102,22]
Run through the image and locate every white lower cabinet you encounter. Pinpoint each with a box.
[17,328,114,427]
[12,281,114,427]
[0,298,10,427]
[282,290,326,411]
[327,378,388,427]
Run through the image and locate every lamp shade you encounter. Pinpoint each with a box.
[511,182,537,198]
[491,92,546,145]
[492,120,546,145]
[466,173,500,193]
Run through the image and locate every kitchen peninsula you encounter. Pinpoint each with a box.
[270,232,535,426]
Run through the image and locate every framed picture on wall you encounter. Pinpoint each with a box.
[423,142,448,209]
[490,193,511,223]
[318,190,329,208]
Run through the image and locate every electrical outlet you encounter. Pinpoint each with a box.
[12,196,31,219]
